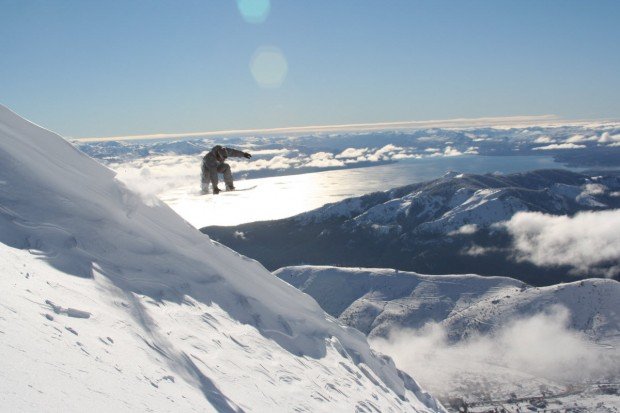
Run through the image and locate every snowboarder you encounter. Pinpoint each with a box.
[201,145,252,194]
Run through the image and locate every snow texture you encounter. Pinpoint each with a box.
[275,266,619,343]
[0,105,443,412]
[275,266,620,409]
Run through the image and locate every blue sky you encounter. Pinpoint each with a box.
[1,0,619,138]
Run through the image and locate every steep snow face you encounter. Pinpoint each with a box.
[275,266,620,343]
[0,105,443,412]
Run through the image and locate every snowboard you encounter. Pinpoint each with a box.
[222,185,257,193]
[200,185,257,195]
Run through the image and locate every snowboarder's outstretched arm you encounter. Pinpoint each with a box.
[225,148,252,159]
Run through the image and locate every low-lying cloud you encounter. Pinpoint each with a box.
[564,132,620,145]
[533,143,586,150]
[448,223,478,236]
[372,306,619,399]
[336,147,369,159]
[533,135,556,144]
[501,209,620,277]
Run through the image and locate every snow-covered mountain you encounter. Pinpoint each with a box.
[274,266,619,342]
[203,169,620,284]
[275,266,620,412]
[0,105,444,412]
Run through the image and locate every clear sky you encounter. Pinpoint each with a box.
[1,0,619,138]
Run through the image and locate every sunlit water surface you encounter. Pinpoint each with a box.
[160,155,572,228]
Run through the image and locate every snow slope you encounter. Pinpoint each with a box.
[0,105,443,412]
[275,266,620,342]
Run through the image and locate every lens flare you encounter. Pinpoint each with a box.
[250,46,288,88]
[237,0,270,24]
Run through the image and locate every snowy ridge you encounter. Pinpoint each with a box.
[442,277,620,342]
[275,266,619,342]
[303,169,619,235]
[0,105,443,412]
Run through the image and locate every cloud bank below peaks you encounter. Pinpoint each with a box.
[501,209,620,277]
[371,305,619,400]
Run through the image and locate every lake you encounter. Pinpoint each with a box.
[160,154,574,228]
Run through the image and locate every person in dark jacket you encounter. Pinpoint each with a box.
[201,145,252,194]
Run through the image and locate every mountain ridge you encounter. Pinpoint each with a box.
[274,265,619,342]
[203,169,620,284]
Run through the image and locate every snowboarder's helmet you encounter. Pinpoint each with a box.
[214,145,228,160]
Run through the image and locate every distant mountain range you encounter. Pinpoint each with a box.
[202,169,620,285]
[275,266,619,343]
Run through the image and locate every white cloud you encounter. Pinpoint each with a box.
[448,224,478,236]
[336,147,369,159]
[443,146,462,156]
[566,132,620,145]
[371,306,618,400]
[501,209,620,276]
[533,143,586,150]
[598,132,620,143]
[565,134,585,143]
[249,148,291,156]
[533,136,556,144]
[305,152,345,168]
[112,155,200,205]
[365,144,405,162]
[375,144,402,156]
[253,155,299,170]
[391,153,417,160]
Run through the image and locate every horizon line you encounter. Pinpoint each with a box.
[73,114,615,143]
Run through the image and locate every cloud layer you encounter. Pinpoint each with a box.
[371,306,619,399]
[501,209,620,277]
[533,143,586,150]
[77,123,620,207]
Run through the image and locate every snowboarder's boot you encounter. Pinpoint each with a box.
[201,182,209,194]
[213,186,221,195]
[226,184,235,191]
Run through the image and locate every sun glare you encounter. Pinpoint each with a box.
[250,46,288,89]
[237,0,271,24]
